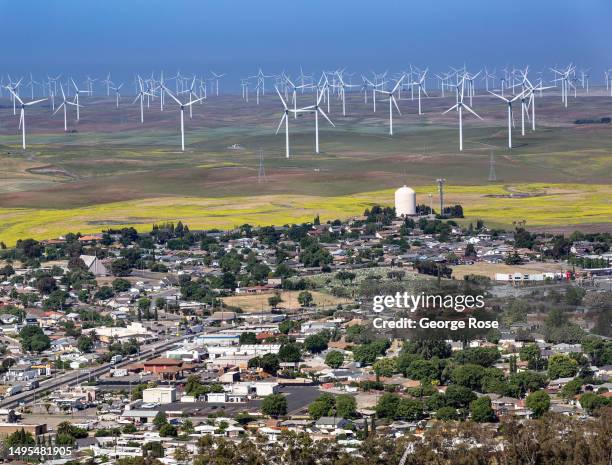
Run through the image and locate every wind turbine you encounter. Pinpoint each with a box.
[71,78,91,121]
[111,83,123,109]
[521,75,553,132]
[162,86,204,152]
[281,75,298,118]
[483,68,496,92]
[296,83,335,154]
[274,86,300,158]
[489,90,526,149]
[133,77,153,123]
[6,88,46,150]
[5,77,23,115]
[334,72,359,116]
[411,69,429,115]
[442,77,482,151]
[53,83,78,131]
[375,74,405,135]
[102,73,113,96]
[210,71,225,96]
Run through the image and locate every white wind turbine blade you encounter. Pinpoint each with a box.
[442,103,459,114]
[163,86,182,105]
[391,74,406,94]
[25,98,47,106]
[392,96,401,115]
[52,102,65,115]
[510,90,527,102]
[462,103,483,120]
[488,90,509,102]
[8,87,24,105]
[318,107,335,127]
[185,96,205,106]
[275,86,288,109]
[275,113,287,135]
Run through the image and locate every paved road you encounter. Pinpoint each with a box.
[0,334,190,409]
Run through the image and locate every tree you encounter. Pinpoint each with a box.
[239,332,258,345]
[308,393,336,419]
[19,325,51,353]
[579,392,611,414]
[335,394,357,419]
[454,347,500,367]
[4,428,35,448]
[451,364,486,391]
[464,243,477,257]
[325,350,345,369]
[519,343,545,370]
[560,378,583,401]
[35,275,57,294]
[159,423,178,437]
[405,358,440,382]
[470,396,496,422]
[352,340,390,365]
[525,390,550,418]
[261,393,287,417]
[278,343,301,363]
[375,393,400,419]
[77,335,94,353]
[336,271,356,285]
[504,251,523,265]
[153,411,168,428]
[548,354,578,379]
[268,293,283,307]
[142,441,165,458]
[373,357,397,378]
[396,398,423,421]
[298,290,314,307]
[111,258,132,276]
[445,385,477,409]
[304,333,328,353]
[249,353,280,375]
[112,278,131,292]
[436,406,459,421]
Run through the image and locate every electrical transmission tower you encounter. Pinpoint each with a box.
[436,178,446,215]
[258,148,266,183]
[488,151,497,182]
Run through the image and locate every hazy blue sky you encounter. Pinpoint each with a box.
[1,0,610,88]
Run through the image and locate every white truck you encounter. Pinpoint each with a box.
[6,384,23,396]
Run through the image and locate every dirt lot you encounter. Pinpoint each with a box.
[452,261,570,280]
[222,290,351,312]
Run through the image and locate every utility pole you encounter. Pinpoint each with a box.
[436,178,446,216]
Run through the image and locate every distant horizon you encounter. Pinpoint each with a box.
[1,0,611,92]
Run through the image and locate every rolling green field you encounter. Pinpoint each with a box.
[0,90,611,244]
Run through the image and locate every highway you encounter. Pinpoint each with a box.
[0,334,190,409]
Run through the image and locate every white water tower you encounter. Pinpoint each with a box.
[395,185,416,217]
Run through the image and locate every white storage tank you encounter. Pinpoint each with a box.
[395,185,416,217]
